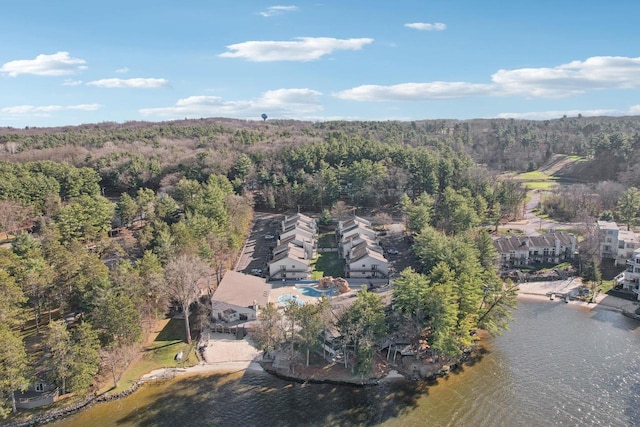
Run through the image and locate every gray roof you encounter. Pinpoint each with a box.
[493,232,574,253]
[212,271,271,308]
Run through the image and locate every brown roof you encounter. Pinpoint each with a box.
[212,271,271,308]
[349,244,388,264]
[270,245,309,264]
[493,232,574,253]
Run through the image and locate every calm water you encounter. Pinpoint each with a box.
[52,299,640,427]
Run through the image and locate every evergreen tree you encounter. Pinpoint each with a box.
[0,324,29,417]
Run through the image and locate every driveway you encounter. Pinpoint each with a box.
[500,190,581,236]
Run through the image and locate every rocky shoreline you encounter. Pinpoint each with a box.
[6,382,141,427]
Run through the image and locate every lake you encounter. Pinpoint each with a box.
[52,299,640,426]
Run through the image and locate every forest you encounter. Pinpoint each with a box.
[2,115,640,416]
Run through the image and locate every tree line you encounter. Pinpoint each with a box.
[0,162,252,417]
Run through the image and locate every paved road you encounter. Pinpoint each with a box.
[500,190,581,236]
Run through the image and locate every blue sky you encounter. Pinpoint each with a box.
[2,0,640,127]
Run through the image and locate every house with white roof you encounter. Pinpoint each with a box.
[211,271,271,323]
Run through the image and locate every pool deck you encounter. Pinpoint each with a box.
[270,285,318,306]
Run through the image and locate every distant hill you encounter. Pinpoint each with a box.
[2,115,640,188]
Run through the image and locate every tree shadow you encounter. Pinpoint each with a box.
[154,318,187,342]
[114,371,432,426]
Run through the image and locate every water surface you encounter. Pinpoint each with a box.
[53,300,640,426]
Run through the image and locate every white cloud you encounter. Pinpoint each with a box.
[86,78,169,88]
[1,104,101,116]
[0,52,87,77]
[337,55,640,102]
[334,82,495,101]
[405,22,447,31]
[496,109,618,120]
[629,105,640,114]
[115,67,129,74]
[62,79,83,86]
[140,88,323,119]
[492,56,640,97]
[219,37,373,62]
[260,5,298,17]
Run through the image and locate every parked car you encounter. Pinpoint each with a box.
[264,234,275,240]
[386,248,399,255]
[250,268,263,276]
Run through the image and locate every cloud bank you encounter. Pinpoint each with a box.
[1,104,101,115]
[219,37,373,62]
[260,5,298,17]
[87,78,169,88]
[405,22,447,31]
[335,55,640,101]
[0,52,87,77]
[140,88,322,119]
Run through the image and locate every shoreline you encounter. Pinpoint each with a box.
[516,279,640,317]
[11,281,638,426]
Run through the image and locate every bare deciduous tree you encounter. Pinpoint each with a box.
[0,200,34,239]
[164,253,211,344]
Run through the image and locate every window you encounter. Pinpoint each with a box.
[35,383,44,392]
[280,265,286,271]
[292,265,295,268]
[543,248,549,256]
[362,264,366,268]
[372,264,378,270]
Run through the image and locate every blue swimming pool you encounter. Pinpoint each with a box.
[299,286,336,297]
[277,293,306,306]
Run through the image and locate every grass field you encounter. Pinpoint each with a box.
[311,252,345,279]
[99,317,196,394]
[514,170,559,190]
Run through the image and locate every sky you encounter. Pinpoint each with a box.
[2,0,640,127]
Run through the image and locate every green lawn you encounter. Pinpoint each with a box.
[99,317,196,394]
[317,231,336,248]
[311,251,345,279]
[523,181,558,190]
[516,171,551,181]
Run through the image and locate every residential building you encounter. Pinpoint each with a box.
[494,232,577,267]
[597,220,640,266]
[346,243,390,278]
[616,248,640,300]
[268,245,312,280]
[211,271,271,323]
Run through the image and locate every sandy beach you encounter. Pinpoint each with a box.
[517,278,639,314]
[140,332,263,382]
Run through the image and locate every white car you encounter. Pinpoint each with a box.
[264,234,276,240]
[386,248,399,255]
[250,268,263,276]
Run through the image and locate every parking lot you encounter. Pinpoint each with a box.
[236,214,417,282]
[235,212,282,277]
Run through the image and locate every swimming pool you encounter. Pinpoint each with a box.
[299,286,336,297]
[277,293,306,306]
